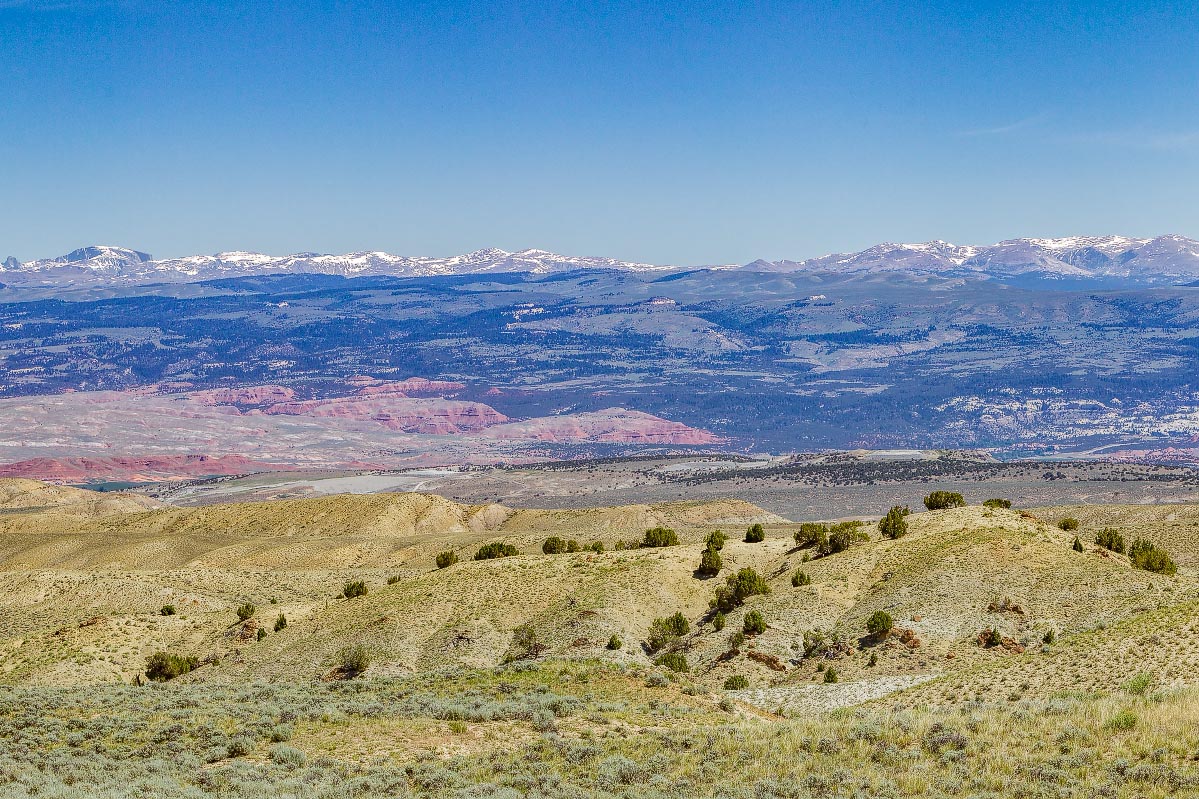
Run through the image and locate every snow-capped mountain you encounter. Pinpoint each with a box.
[3,235,1199,286]
[0,245,679,283]
[744,235,1199,283]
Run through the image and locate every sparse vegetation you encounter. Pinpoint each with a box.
[878,505,910,539]
[1060,517,1081,531]
[144,652,198,682]
[706,529,727,550]
[435,550,459,568]
[641,526,680,547]
[712,611,726,631]
[743,610,766,634]
[588,540,605,553]
[722,674,749,690]
[159,604,175,616]
[647,612,690,653]
[235,603,255,622]
[542,536,568,554]
[1096,527,1126,554]
[924,491,966,511]
[336,644,371,677]
[983,498,1012,509]
[696,543,722,577]
[256,627,267,641]
[505,624,546,662]
[823,667,839,683]
[711,567,771,612]
[341,579,367,599]
[606,634,622,650]
[1129,538,1177,575]
[744,523,765,543]
[866,610,894,638]
[791,569,810,587]
[654,651,689,673]
[1072,535,1084,552]
[274,613,287,631]
[386,574,402,584]
[474,542,519,560]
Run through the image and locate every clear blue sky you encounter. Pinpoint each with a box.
[2,0,1197,264]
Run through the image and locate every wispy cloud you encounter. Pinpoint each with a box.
[957,114,1049,137]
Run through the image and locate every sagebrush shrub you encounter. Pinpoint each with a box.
[1059,517,1081,532]
[475,542,519,560]
[791,570,810,587]
[696,545,722,577]
[236,603,255,622]
[655,652,689,673]
[924,491,966,511]
[274,614,287,632]
[337,644,371,676]
[342,580,367,599]
[743,610,766,634]
[145,652,198,682]
[1095,528,1125,554]
[641,527,680,547]
[160,605,176,616]
[723,674,749,690]
[436,550,459,568]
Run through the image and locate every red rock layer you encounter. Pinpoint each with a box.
[263,396,509,434]
[190,385,296,406]
[0,455,288,482]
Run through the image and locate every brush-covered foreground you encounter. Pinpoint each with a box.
[2,661,1197,798]
[2,478,1199,796]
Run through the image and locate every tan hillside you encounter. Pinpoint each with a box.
[1035,503,1199,567]
[0,478,158,517]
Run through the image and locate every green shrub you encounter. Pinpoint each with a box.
[606,634,622,650]
[1059,517,1080,532]
[924,491,966,511]
[710,567,771,612]
[706,529,727,551]
[744,523,765,543]
[1129,538,1177,575]
[1121,673,1154,695]
[878,506,910,539]
[342,580,367,599]
[723,675,749,690]
[1106,710,1137,731]
[743,610,766,634]
[647,612,690,652]
[589,541,605,553]
[159,605,176,616]
[983,498,1012,509]
[236,603,255,622]
[867,652,878,667]
[979,627,1003,647]
[435,550,459,568]
[824,668,839,683]
[866,610,893,638]
[542,536,567,554]
[1042,628,1055,644]
[641,527,680,547]
[712,611,726,631]
[566,539,579,552]
[817,521,864,557]
[386,575,402,585]
[794,522,829,546]
[1095,528,1125,554]
[728,630,746,650]
[506,624,546,662]
[791,569,810,587]
[475,542,519,560]
[145,652,198,682]
[274,614,287,632]
[256,628,267,641]
[1072,536,1084,552]
[696,545,722,577]
[655,652,689,673]
[337,644,371,677]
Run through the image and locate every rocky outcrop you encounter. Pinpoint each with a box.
[480,409,720,444]
[0,455,286,482]
[355,378,467,397]
[190,385,296,406]
[264,396,509,434]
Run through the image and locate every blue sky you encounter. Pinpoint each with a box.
[1,0,1197,264]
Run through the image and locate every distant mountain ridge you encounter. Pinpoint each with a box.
[3,234,1199,285]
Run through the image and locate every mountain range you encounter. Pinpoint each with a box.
[4,234,1199,285]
